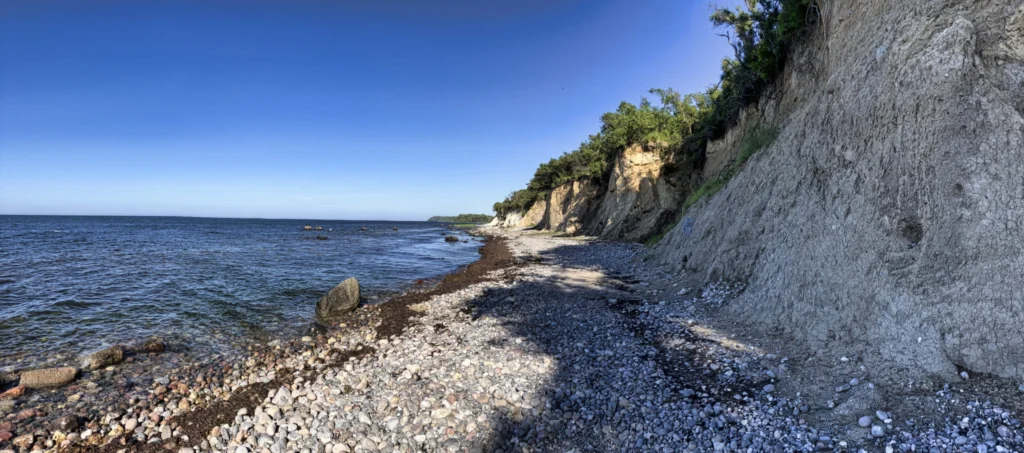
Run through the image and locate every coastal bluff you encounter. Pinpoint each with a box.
[493,0,1024,382]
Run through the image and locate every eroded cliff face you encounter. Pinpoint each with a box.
[498,144,681,241]
[652,1,1024,381]
[585,144,680,241]
[498,198,548,229]
[538,180,601,234]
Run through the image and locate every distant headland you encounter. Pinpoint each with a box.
[427,214,493,223]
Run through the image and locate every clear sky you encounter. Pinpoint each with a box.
[0,0,738,221]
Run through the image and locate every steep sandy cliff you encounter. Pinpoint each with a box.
[653,1,1024,381]
[586,144,680,241]
[498,199,547,229]
[537,180,601,234]
[499,144,681,241]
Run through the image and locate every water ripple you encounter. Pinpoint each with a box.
[0,216,479,368]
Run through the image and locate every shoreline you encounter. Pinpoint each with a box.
[3,229,1023,452]
[0,219,481,376]
[0,234,508,453]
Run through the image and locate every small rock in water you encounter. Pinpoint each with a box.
[12,433,33,449]
[53,414,80,431]
[142,337,166,353]
[0,385,25,400]
[81,345,125,371]
[763,384,775,393]
[20,367,78,389]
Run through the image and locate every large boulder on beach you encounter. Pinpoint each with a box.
[80,345,124,371]
[20,367,77,389]
[315,277,360,322]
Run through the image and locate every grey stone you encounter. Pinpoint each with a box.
[315,277,360,322]
[871,425,885,438]
[80,345,125,371]
[271,387,293,406]
[19,367,78,389]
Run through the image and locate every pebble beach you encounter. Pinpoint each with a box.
[2,230,1024,452]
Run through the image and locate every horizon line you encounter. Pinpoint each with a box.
[0,213,488,222]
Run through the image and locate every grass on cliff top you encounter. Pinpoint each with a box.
[684,123,779,210]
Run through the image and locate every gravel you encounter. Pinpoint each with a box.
[3,229,1024,452]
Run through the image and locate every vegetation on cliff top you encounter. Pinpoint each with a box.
[494,0,817,218]
[428,214,494,223]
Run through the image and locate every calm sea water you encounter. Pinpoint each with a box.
[0,216,481,370]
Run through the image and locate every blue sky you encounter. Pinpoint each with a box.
[0,0,738,220]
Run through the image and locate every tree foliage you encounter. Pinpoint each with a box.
[493,90,696,216]
[495,0,816,217]
[428,214,494,223]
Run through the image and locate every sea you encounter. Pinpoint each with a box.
[0,216,482,371]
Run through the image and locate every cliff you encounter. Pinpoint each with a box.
[651,1,1024,381]
[499,144,684,242]
[496,1,1024,381]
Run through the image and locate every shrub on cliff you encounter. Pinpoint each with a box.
[683,0,817,157]
[429,214,494,223]
[683,122,780,211]
[495,89,697,216]
[494,0,817,220]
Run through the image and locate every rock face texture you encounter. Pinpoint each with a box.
[653,1,1024,381]
[586,144,680,242]
[499,199,549,229]
[538,180,601,234]
[315,277,360,323]
[499,145,680,241]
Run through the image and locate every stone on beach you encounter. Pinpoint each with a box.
[81,344,125,371]
[12,229,1024,453]
[19,367,78,389]
[0,386,25,400]
[315,277,361,322]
